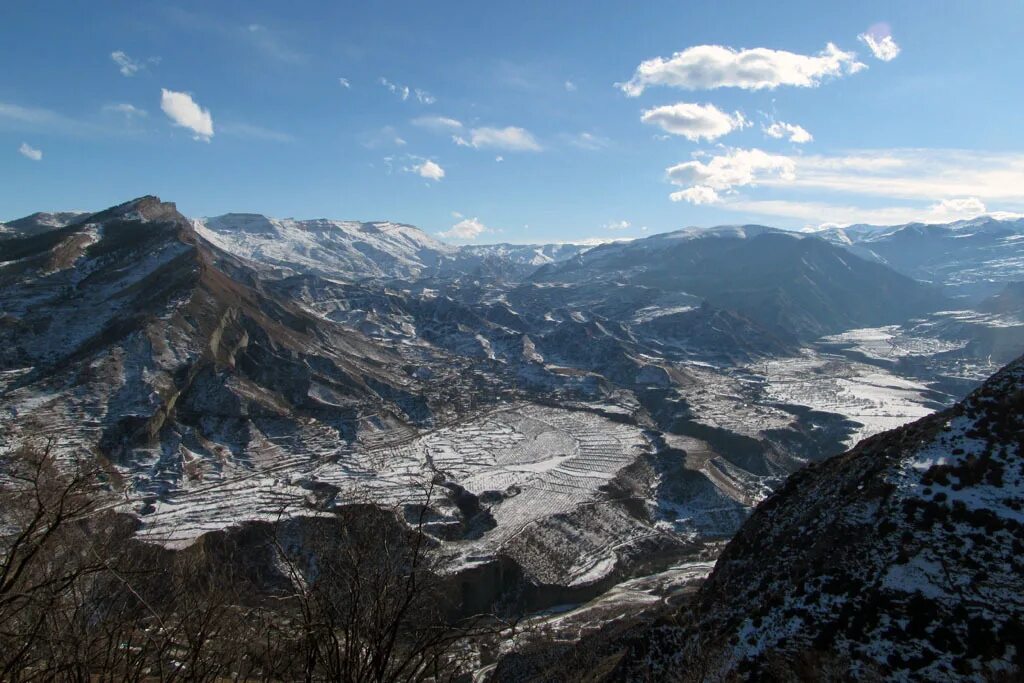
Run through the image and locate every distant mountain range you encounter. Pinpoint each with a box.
[814,215,1024,301]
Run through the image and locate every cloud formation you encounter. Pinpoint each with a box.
[604,220,631,231]
[642,102,748,141]
[724,196,1008,228]
[338,77,351,88]
[160,88,213,141]
[618,43,865,95]
[380,77,410,101]
[567,132,610,150]
[763,120,812,143]
[667,148,796,203]
[414,159,445,181]
[18,142,42,161]
[439,217,489,240]
[455,126,542,151]
[111,51,144,76]
[858,25,901,62]
[379,78,435,104]
[412,116,463,133]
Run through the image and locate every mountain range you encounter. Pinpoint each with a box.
[2,196,1023,679]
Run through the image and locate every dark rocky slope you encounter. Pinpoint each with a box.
[620,354,1024,681]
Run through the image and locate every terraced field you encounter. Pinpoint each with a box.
[132,403,654,583]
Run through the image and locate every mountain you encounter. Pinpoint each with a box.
[615,353,1024,681]
[195,213,457,280]
[531,225,946,341]
[979,281,1024,317]
[0,196,451,518]
[816,215,1024,301]
[195,213,588,282]
[0,210,87,239]
[0,197,722,601]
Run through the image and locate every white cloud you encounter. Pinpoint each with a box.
[564,80,577,92]
[858,25,901,62]
[642,102,748,141]
[414,159,445,181]
[762,149,1024,203]
[111,50,144,76]
[160,88,213,141]
[379,77,410,100]
[495,156,504,162]
[663,147,1024,211]
[604,220,631,231]
[673,186,720,204]
[763,120,812,143]
[667,148,796,202]
[568,131,610,150]
[927,197,987,221]
[414,88,436,105]
[721,196,1011,228]
[338,77,351,88]
[618,43,865,96]
[415,117,541,152]
[438,217,489,240]
[411,115,463,132]
[103,103,147,118]
[18,142,42,161]
[459,126,542,151]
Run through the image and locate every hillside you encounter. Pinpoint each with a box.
[621,354,1024,680]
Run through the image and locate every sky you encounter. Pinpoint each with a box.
[2,1,1024,243]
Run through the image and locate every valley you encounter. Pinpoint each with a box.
[2,197,1024,677]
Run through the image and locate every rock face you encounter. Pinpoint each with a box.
[627,354,1024,681]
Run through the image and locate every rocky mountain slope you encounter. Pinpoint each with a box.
[615,353,1024,681]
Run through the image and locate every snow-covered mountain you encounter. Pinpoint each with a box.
[195,213,457,280]
[815,215,1024,301]
[194,213,589,282]
[0,210,87,239]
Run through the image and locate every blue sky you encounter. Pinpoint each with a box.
[2,1,1023,242]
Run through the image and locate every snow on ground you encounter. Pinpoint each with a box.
[761,350,939,446]
[820,325,968,362]
[134,403,651,587]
